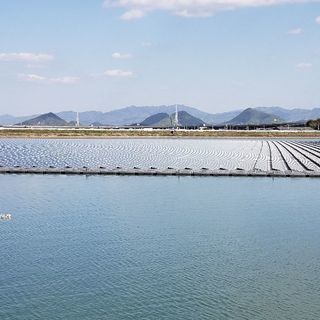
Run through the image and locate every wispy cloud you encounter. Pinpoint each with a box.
[49,77,80,84]
[18,73,79,84]
[296,62,313,69]
[112,52,132,59]
[142,41,152,47]
[19,74,46,82]
[121,9,146,20]
[0,52,53,62]
[316,16,320,24]
[287,28,302,35]
[25,63,47,69]
[104,0,320,20]
[104,69,133,77]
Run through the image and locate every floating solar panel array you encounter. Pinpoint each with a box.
[1,138,320,173]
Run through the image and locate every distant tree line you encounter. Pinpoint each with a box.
[306,119,320,130]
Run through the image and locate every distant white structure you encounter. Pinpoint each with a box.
[76,112,80,127]
[174,104,179,127]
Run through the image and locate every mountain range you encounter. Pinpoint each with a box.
[0,105,238,126]
[1,105,320,126]
[55,105,230,126]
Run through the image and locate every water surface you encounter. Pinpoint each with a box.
[1,175,320,319]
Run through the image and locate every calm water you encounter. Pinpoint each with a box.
[1,175,320,319]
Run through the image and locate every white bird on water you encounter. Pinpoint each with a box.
[0,213,11,221]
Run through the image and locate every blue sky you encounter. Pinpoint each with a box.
[0,0,319,115]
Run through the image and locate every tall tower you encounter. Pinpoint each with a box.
[175,104,179,127]
[76,112,80,127]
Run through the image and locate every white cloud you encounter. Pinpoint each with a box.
[296,62,313,69]
[0,52,53,62]
[18,73,79,84]
[121,9,146,20]
[112,52,132,59]
[104,0,320,19]
[49,77,80,84]
[287,28,302,35]
[316,16,320,24]
[104,69,133,77]
[18,74,46,82]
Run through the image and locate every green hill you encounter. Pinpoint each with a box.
[140,113,169,126]
[226,108,283,125]
[19,112,68,126]
[139,111,205,127]
[172,111,205,127]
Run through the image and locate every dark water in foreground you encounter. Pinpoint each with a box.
[0,175,320,319]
